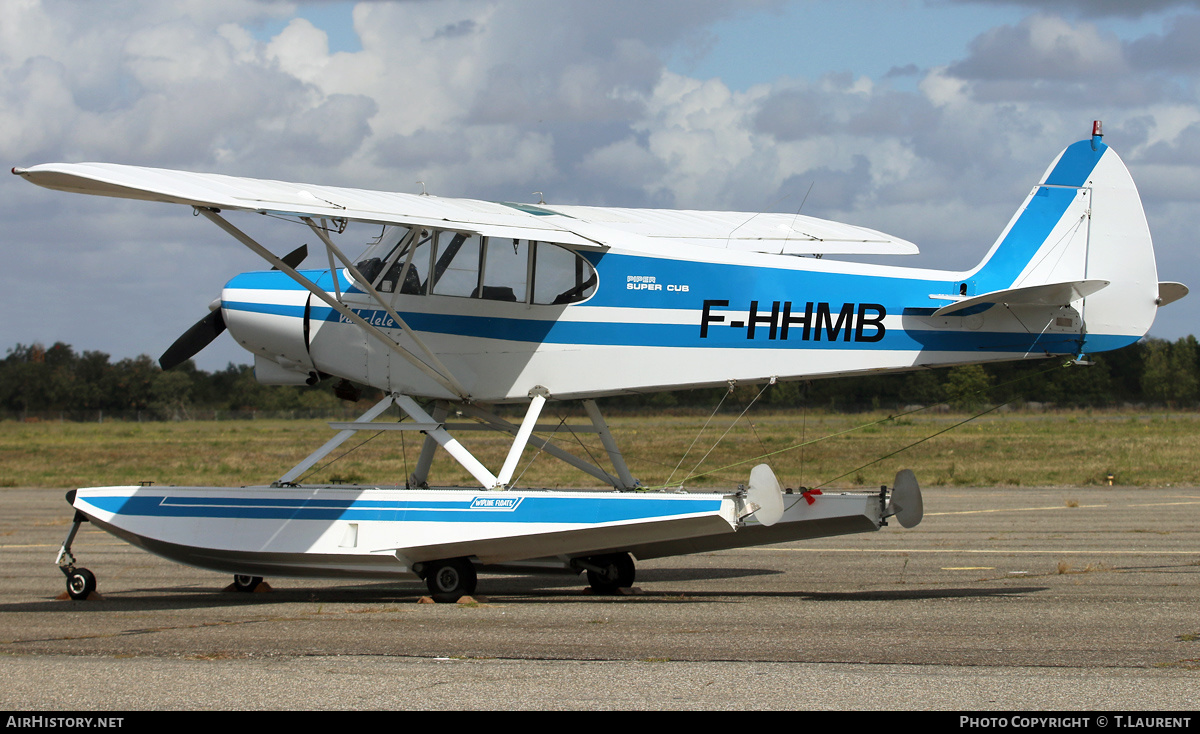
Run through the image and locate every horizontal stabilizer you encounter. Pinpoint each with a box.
[1158,282,1189,307]
[930,279,1109,317]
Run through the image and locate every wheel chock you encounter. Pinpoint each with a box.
[221,581,273,593]
[56,590,103,601]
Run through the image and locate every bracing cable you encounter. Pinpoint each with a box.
[640,358,1072,489]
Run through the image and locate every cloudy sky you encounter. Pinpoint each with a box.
[4,0,1199,371]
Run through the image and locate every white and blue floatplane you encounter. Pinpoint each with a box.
[16,122,1184,601]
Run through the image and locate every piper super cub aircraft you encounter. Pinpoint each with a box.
[15,122,1186,602]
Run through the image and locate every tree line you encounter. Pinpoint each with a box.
[619,335,1200,412]
[0,343,346,418]
[1,336,1197,420]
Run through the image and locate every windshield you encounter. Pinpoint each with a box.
[354,225,411,287]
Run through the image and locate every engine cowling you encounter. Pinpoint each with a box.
[222,270,316,384]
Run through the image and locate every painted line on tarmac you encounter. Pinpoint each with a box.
[0,540,130,549]
[1127,500,1200,507]
[927,499,1200,517]
[928,504,1106,516]
[768,548,1200,555]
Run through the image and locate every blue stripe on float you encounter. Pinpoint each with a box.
[83,494,724,524]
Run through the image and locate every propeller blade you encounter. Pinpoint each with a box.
[274,244,308,271]
[159,309,226,370]
[157,245,302,371]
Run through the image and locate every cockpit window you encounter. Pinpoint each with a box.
[354,226,406,287]
[532,241,597,304]
[481,238,528,302]
[431,232,482,297]
[350,227,429,294]
[353,227,596,304]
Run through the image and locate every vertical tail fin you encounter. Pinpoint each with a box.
[968,123,1162,352]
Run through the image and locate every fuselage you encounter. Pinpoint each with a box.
[221,244,1126,402]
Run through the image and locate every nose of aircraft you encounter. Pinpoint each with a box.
[220,266,323,380]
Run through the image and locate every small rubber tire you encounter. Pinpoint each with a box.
[233,575,263,593]
[585,552,635,594]
[67,568,97,600]
[424,558,477,603]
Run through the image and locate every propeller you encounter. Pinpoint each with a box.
[158,244,308,370]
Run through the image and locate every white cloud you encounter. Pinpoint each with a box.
[266,18,332,82]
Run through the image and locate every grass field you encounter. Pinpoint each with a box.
[2,407,1197,490]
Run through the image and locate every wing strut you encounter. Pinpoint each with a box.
[195,208,469,399]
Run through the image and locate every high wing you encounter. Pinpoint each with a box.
[533,203,918,255]
[12,162,918,257]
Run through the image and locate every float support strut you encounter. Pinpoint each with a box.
[277,394,397,485]
[495,389,548,489]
